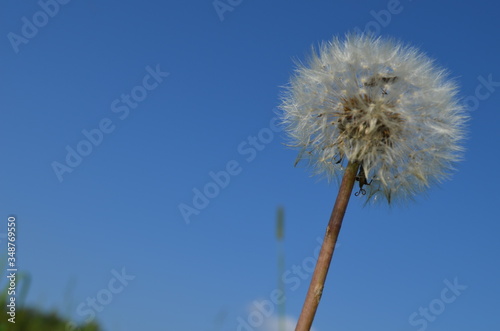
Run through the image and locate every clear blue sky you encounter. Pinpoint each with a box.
[1,0,500,330]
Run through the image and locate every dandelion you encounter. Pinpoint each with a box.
[279,34,466,330]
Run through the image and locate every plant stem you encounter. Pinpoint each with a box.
[295,161,360,331]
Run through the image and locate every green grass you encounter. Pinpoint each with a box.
[0,258,103,331]
[0,306,102,331]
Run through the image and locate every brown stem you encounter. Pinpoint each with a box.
[295,161,360,331]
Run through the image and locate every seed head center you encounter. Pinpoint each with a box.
[338,94,403,146]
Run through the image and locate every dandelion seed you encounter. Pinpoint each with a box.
[281,34,467,203]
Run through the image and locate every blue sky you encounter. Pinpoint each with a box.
[1,0,500,330]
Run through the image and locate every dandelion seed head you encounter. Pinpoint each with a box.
[280,34,467,203]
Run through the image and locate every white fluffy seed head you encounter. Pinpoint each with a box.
[280,34,467,204]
